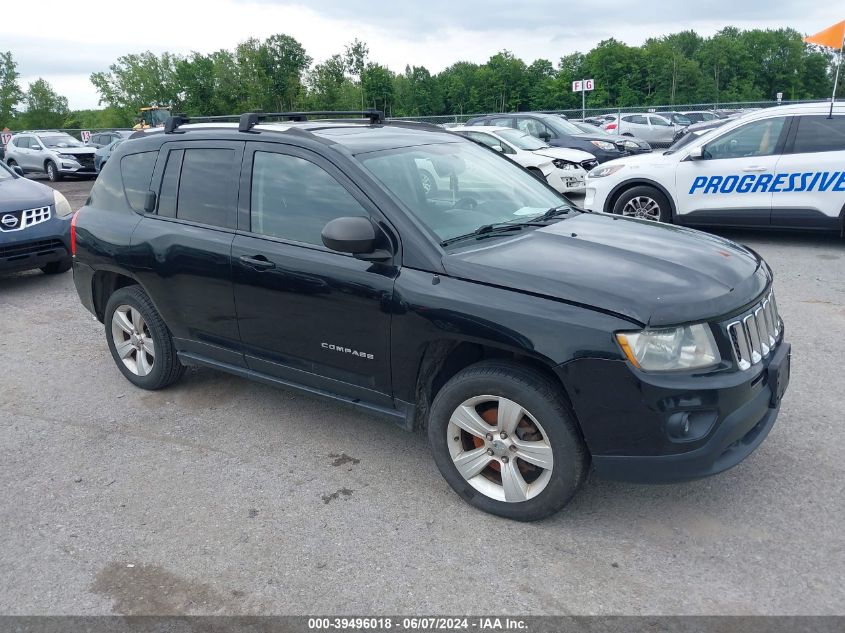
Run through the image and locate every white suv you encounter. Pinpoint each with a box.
[584,102,845,230]
[5,131,97,181]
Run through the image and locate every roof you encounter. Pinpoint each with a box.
[449,125,513,134]
[131,120,462,155]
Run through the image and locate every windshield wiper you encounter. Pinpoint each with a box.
[440,220,546,247]
[530,204,573,222]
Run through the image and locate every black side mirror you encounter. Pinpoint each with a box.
[321,216,391,262]
[12,166,24,176]
[143,191,157,213]
[539,132,551,142]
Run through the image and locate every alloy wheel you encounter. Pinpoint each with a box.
[111,305,156,377]
[447,395,553,503]
[621,196,662,221]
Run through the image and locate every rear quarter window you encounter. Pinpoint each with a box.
[120,151,158,211]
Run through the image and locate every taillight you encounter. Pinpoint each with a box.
[70,209,80,257]
[606,124,617,130]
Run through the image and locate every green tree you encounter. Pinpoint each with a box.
[362,63,395,112]
[0,51,23,127]
[308,54,358,111]
[344,38,369,109]
[22,78,69,128]
[90,51,180,114]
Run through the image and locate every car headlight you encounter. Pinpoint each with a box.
[53,190,73,217]
[58,153,78,160]
[552,158,579,170]
[588,164,625,178]
[590,140,616,151]
[616,324,720,371]
[622,140,641,150]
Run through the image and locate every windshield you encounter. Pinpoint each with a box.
[357,140,567,243]
[0,163,13,180]
[496,129,548,150]
[546,117,586,135]
[143,109,170,126]
[576,122,610,135]
[670,114,692,126]
[38,135,83,148]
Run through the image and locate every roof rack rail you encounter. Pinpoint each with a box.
[163,109,386,134]
[238,109,385,132]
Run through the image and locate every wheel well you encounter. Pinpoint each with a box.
[413,341,577,431]
[92,271,138,322]
[606,179,677,220]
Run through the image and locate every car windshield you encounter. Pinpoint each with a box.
[357,140,567,244]
[670,114,692,126]
[0,163,13,180]
[39,135,83,148]
[545,117,586,135]
[496,129,548,150]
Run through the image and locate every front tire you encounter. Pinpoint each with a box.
[46,160,62,182]
[612,185,671,222]
[428,361,588,521]
[104,286,185,390]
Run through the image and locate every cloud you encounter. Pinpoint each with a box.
[1,0,835,109]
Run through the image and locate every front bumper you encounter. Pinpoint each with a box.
[557,339,790,483]
[57,156,97,175]
[545,168,587,194]
[0,214,72,273]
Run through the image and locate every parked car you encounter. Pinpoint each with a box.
[450,125,597,194]
[604,113,689,145]
[680,110,722,124]
[569,121,652,154]
[670,118,732,148]
[466,112,627,163]
[95,138,125,172]
[86,130,133,149]
[584,101,845,231]
[71,110,789,521]
[0,160,74,274]
[5,131,96,181]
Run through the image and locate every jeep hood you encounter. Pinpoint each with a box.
[442,213,770,327]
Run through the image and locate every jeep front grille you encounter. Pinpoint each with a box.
[726,291,781,371]
[0,206,51,232]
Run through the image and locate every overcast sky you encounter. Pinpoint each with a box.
[1,0,835,110]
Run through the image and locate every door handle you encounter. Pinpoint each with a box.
[239,255,275,271]
[742,166,768,172]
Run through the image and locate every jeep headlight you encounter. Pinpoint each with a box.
[590,140,616,151]
[53,190,73,217]
[616,324,720,371]
[588,164,625,178]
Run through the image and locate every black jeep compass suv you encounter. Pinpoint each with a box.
[70,111,790,521]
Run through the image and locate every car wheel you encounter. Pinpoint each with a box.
[7,159,18,168]
[40,257,72,275]
[419,169,437,195]
[428,361,588,521]
[104,285,185,390]
[612,185,672,223]
[46,160,62,182]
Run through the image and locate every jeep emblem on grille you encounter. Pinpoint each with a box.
[1,214,18,228]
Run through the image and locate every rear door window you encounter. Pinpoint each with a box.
[175,148,238,227]
[792,116,845,153]
[16,137,30,149]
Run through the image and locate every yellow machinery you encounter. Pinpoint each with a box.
[133,106,172,130]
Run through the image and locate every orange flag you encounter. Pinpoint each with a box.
[804,20,845,49]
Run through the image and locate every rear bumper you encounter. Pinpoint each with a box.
[558,340,790,484]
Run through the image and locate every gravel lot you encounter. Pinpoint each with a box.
[1,178,844,616]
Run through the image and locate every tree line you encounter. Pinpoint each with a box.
[0,27,840,130]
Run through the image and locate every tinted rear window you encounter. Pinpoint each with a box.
[793,116,845,153]
[175,148,237,227]
[120,152,157,211]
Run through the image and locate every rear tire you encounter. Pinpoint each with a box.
[612,185,672,223]
[40,258,72,275]
[46,160,62,182]
[428,361,588,521]
[104,285,185,390]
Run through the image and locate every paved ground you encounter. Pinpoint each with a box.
[1,178,844,615]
